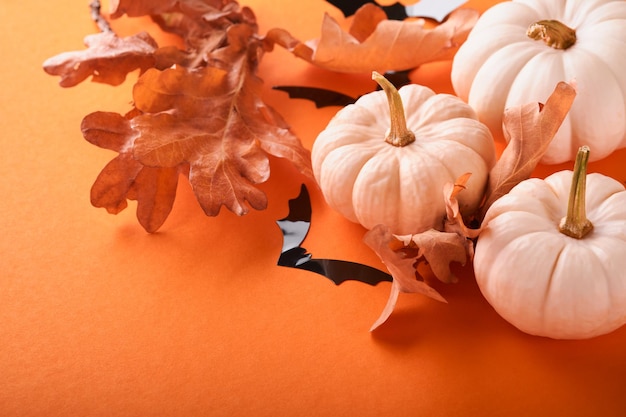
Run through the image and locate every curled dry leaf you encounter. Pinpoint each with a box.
[443,172,480,241]
[42,31,158,87]
[479,81,577,219]
[43,0,313,232]
[265,4,479,73]
[364,174,477,330]
[364,225,448,331]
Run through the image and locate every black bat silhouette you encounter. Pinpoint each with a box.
[326,0,467,21]
[326,0,408,20]
[273,70,412,108]
[276,184,392,286]
[272,86,356,108]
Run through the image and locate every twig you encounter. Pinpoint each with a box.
[89,0,114,33]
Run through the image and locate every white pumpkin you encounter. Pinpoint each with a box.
[474,147,626,339]
[451,0,626,164]
[311,72,496,235]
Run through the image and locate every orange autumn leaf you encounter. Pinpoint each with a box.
[266,4,478,73]
[364,225,449,331]
[364,173,480,330]
[44,0,313,232]
[444,172,472,226]
[479,81,577,218]
[84,60,312,222]
[81,111,180,233]
[443,172,480,241]
[109,0,178,18]
[43,31,158,87]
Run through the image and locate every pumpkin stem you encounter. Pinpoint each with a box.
[559,146,593,239]
[372,71,416,147]
[527,20,576,50]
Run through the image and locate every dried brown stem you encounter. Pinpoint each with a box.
[559,146,593,239]
[90,0,114,34]
[372,71,415,147]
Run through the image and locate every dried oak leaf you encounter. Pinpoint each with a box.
[479,81,577,219]
[364,174,478,330]
[131,23,311,219]
[265,4,478,73]
[43,31,158,87]
[364,225,467,331]
[109,0,244,18]
[153,2,254,62]
[443,172,480,243]
[81,111,180,233]
[46,1,312,232]
[109,0,178,18]
[129,59,312,217]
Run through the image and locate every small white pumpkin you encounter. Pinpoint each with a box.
[311,72,496,235]
[474,147,626,339]
[451,0,626,164]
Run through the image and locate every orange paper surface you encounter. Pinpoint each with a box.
[3,1,626,416]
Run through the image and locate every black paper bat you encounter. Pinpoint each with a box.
[326,0,408,20]
[272,86,356,108]
[274,70,412,108]
[326,0,468,21]
[276,184,392,286]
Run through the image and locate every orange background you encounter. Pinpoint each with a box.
[3,1,626,416]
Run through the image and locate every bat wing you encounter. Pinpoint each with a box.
[273,86,356,108]
[325,0,408,20]
[273,71,412,109]
[276,185,392,286]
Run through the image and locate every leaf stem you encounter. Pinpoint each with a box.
[559,146,593,239]
[527,20,576,50]
[372,71,415,147]
[90,0,114,34]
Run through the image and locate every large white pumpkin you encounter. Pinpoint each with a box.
[451,0,626,164]
[474,148,626,339]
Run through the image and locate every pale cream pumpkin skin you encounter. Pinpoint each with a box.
[474,171,626,339]
[311,82,496,235]
[451,0,626,164]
